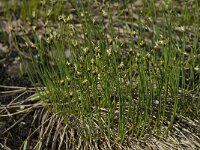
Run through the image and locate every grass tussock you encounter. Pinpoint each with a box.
[1,0,200,149]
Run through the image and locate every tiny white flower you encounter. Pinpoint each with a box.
[106,48,112,56]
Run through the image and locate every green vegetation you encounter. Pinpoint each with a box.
[1,0,200,149]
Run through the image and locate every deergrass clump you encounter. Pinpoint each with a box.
[15,0,199,146]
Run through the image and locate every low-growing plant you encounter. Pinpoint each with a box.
[13,0,200,148]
